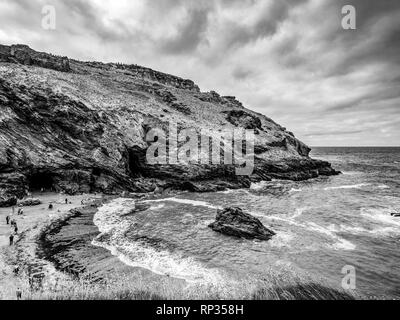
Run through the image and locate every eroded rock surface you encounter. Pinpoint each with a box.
[209,207,276,240]
[0,44,339,204]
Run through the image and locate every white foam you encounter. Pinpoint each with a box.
[249,181,269,191]
[289,188,302,193]
[93,198,224,284]
[305,222,356,250]
[149,204,165,210]
[268,232,294,248]
[262,213,304,227]
[376,184,390,189]
[324,183,370,191]
[91,237,224,284]
[331,238,357,250]
[331,221,400,237]
[337,224,369,234]
[217,189,237,194]
[342,171,362,175]
[361,208,400,227]
[145,197,219,209]
[260,210,355,250]
[290,208,305,219]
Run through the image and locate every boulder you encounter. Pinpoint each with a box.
[18,198,42,206]
[0,194,17,207]
[208,207,275,240]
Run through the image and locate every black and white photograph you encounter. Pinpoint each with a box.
[0,0,399,309]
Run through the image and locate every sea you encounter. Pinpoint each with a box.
[92,147,400,299]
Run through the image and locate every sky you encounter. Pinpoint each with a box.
[0,0,399,146]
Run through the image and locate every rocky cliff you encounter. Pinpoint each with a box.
[0,44,339,206]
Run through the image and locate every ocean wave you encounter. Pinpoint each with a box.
[268,232,294,248]
[261,210,356,250]
[144,197,219,209]
[360,208,400,227]
[260,207,305,225]
[149,204,165,210]
[92,198,224,284]
[249,181,270,191]
[330,224,369,234]
[217,189,238,194]
[376,184,390,189]
[91,237,224,284]
[327,221,400,237]
[342,171,363,175]
[324,183,370,191]
[305,222,356,250]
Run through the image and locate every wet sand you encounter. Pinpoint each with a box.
[0,193,100,299]
[37,196,184,288]
[0,192,183,300]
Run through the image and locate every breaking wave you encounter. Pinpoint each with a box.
[144,197,220,209]
[324,183,370,190]
[92,198,225,284]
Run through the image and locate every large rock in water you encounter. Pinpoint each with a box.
[209,207,276,240]
[0,43,340,203]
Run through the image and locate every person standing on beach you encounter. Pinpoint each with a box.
[6,215,10,225]
[9,233,14,246]
[65,198,68,204]
[14,224,18,234]
[16,288,22,300]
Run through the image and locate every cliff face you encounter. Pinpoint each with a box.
[0,44,338,205]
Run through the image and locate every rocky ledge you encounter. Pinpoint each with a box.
[209,207,276,240]
[0,44,339,205]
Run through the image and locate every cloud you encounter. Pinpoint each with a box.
[0,0,399,146]
[159,7,211,54]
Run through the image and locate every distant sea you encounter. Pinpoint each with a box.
[93,147,400,299]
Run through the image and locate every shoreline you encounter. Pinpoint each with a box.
[1,191,357,300]
[37,199,159,281]
[1,191,194,300]
[0,193,103,299]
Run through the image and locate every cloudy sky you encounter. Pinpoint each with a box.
[1,0,399,146]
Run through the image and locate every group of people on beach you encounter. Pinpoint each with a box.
[6,206,21,246]
[3,193,74,300]
[6,197,71,245]
[4,206,23,299]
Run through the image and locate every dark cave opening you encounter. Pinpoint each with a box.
[28,171,54,191]
[127,147,146,178]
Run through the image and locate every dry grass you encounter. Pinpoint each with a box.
[19,270,356,300]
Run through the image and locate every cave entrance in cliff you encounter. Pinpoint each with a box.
[28,172,54,192]
[128,147,146,178]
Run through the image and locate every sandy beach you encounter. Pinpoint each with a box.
[0,191,358,300]
[0,192,100,300]
[0,192,190,300]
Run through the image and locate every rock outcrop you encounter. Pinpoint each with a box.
[0,44,339,205]
[208,207,275,240]
[0,44,70,72]
[18,198,42,206]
